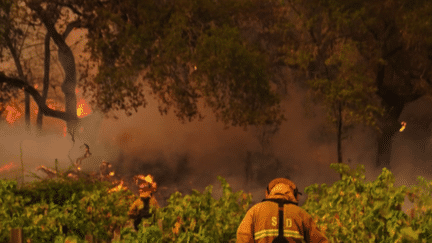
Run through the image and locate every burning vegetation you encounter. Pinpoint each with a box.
[34,144,156,198]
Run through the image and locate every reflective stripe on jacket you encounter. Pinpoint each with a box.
[236,195,328,243]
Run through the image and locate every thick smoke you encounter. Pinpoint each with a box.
[1,83,432,214]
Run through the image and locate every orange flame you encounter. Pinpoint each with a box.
[77,98,91,118]
[400,121,407,132]
[5,106,22,124]
[4,88,91,135]
[0,162,17,173]
[108,180,127,193]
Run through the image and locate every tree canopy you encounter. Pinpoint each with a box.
[1,0,432,167]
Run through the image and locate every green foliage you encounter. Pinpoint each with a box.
[193,25,282,126]
[1,165,251,243]
[307,39,384,131]
[125,175,252,243]
[302,163,432,242]
[3,162,432,242]
[0,164,135,242]
[79,0,284,127]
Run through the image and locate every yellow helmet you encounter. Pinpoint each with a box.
[134,174,157,194]
[266,178,302,198]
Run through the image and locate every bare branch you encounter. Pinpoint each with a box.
[64,4,83,17]
[63,20,81,39]
[0,75,68,121]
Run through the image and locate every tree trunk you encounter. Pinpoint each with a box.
[25,93,30,132]
[30,4,80,142]
[374,64,420,169]
[5,36,30,132]
[337,102,343,179]
[37,33,51,133]
[375,107,403,169]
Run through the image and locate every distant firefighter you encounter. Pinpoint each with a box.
[128,174,160,231]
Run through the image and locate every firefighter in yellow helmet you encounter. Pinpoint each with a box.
[236,178,328,243]
[128,174,161,231]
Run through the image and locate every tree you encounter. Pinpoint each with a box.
[278,0,432,168]
[78,0,285,127]
[0,0,286,145]
[0,0,67,134]
[308,40,384,168]
[0,0,32,129]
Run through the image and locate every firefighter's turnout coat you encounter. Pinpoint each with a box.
[128,195,159,230]
[236,184,328,243]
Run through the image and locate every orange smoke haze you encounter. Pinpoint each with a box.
[1,77,432,215]
[0,162,17,173]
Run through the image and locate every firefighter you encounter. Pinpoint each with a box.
[128,174,161,231]
[236,178,328,243]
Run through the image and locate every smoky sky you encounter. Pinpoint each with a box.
[1,82,432,214]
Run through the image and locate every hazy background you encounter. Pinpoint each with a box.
[1,81,432,214]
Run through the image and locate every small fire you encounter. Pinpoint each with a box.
[400,121,407,132]
[0,162,17,173]
[77,98,91,118]
[3,89,91,143]
[108,180,128,193]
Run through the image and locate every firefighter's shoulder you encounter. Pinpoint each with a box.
[130,198,144,209]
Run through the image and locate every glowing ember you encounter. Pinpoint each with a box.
[5,106,22,124]
[400,121,407,132]
[0,162,17,173]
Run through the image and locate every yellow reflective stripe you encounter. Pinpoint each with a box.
[254,229,304,240]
